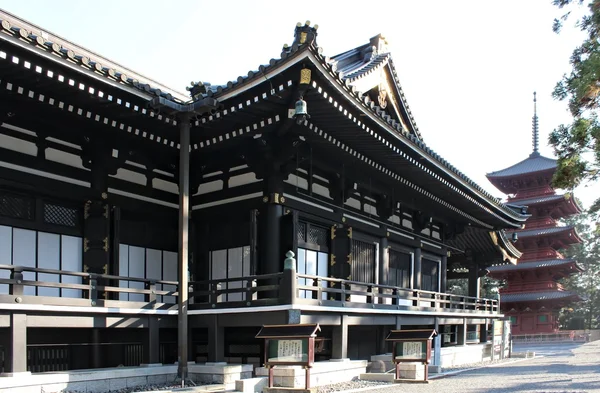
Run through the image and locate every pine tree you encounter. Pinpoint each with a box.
[559,212,600,329]
[551,0,600,220]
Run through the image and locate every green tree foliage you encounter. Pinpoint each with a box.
[551,0,600,218]
[447,276,504,299]
[559,212,600,329]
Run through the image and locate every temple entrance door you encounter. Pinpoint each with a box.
[521,316,535,332]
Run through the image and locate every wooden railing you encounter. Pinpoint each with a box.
[0,264,179,307]
[0,264,498,314]
[295,273,499,313]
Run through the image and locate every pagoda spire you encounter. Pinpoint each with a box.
[531,91,539,156]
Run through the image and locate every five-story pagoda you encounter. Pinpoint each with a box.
[486,93,583,335]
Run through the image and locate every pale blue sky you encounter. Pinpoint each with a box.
[1,0,597,209]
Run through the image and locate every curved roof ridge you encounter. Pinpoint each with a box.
[487,153,557,178]
[0,9,188,102]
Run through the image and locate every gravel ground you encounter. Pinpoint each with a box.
[440,356,524,373]
[340,340,600,393]
[317,378,393,393]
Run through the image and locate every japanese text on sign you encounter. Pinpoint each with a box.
[402,341,422,358]
[277,339,303,361]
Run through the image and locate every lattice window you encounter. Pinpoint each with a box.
[297,221,307,243]
[43,203,79,227]
[0,191,34,220]
[307,225,327,248]
[351,239,375,283]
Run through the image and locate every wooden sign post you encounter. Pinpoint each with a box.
[256,324,321,389]
[385,329,437,383]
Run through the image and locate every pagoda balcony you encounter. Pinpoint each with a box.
[0,264,499,316]
[500,281,564,293]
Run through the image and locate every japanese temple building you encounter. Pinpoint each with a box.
[0,10,529,378]
[487,93,583,335]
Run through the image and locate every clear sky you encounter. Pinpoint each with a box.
[1,0,597,209]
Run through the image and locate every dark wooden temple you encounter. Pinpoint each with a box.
[0,12,528,375]
[487,93,583,335]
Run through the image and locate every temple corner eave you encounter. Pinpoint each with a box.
[490,230,521,265]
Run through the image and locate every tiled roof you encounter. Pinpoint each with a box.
[508,193,583,215]
[488,258,578,272]
[0,9,188,103]
[328,35,422,140]
[486,153,557,178]
[509,194,564,206]
[516,225,575,238]
[193,25,527,226]
[501,290,579,303]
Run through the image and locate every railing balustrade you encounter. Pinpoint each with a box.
[0,264,498,313]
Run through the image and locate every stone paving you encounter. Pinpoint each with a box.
[346,340,600,393]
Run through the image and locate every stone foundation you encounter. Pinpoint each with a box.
[369,343,493,373]
[255,360,367,388]
[0,362,253,393]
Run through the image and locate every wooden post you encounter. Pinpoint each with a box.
[148,316,160,364]
[457,319,467,346]
[440,254,448,295]
[7,313,27,374]
[281,251,297,304]
[433,318,441,369]
[208,315,224,362]
[177,112,191,382]
[413,247,422,290]
[468,264,480,299]
[331,314,348,359]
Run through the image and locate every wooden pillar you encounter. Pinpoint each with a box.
[207,315,224,362]
[440,253,448,294]
[194,221,210,304]
[379,236,389,286]
[177,112,191,381]
[433,318,441,367]
[6,313,27,374]
[480,319,488,344]
[91,328,101,368]
[147,317,160,364]
[378,325,391,354]
[331,315,348,359]
[330,225,351,301]
[109,206,121,300]
[413,247,422,290]
[457,320,467,346]
[468,265,480,299]
[259,173,284,276]
[83,163,111,302]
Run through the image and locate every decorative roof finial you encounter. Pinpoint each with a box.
[532,91,539,156]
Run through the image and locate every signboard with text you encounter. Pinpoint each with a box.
[394,341,427,361]
[267,338,309,363]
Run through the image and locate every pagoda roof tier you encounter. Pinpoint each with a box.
[507,193,582,217]
[487,153,556,179]
[500,290,580,303]
[488,258,583,276]
[486,153,556,195]
[513,225,581,242]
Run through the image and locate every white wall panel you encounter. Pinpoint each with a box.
[0,225,12,294]
[228,247,243,302]
[37,232,60,297]
[12,228,36,296]
[118,244,130,301]
[61,235,82,298]
[146,248,162,302]
[162,251,177,304]
[128,246,145,302]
